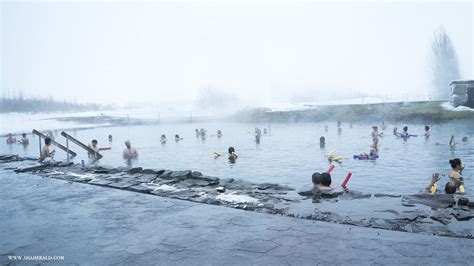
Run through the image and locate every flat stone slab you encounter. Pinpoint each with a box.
[1,172,474,265]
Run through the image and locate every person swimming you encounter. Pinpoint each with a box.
[122,140,138,159]
[175,134,182,142]
[424,126,430,138]
[195,129,200,138]
[401,126,409,137]
[217,130,223,138]
[448,158,465,193]
[312,172,333,191]
[160,135,167,144]
[319,136,325,148]
[19,133,29,145]
[108,135,113,142]
[6,133,16,144]
[228,147,238,160]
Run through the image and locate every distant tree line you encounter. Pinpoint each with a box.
[0,95,104,113]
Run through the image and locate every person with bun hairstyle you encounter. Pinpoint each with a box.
[449,158,465,193]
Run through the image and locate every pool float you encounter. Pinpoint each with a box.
[353,154,379,160]
[341,172,352,188]
[326,164,335,173]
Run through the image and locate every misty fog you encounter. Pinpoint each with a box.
[1,1,473,112]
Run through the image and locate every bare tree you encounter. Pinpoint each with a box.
[430,26,461,100]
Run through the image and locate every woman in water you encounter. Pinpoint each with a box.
[449,158,465,193]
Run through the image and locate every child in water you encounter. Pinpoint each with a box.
[319,136,325,148]
[160,134,167,144]
[449,158,465,193]
[175,134,182,142]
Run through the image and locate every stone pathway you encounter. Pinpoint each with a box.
[1,172,473,265]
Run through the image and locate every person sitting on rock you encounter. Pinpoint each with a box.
[449,158,465,193]
[122,140,138,159]
[39,137,55,162]
[19,133,29,145]
[160,134,167,144]
[6,133,16,144]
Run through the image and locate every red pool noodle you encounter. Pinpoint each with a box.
[326,164,335,174]
[341,172,352,188]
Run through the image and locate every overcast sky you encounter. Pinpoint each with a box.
[1,1,472,106]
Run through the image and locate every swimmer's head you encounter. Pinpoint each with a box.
[320,173,332,187]
[22,133,26,137]
[124,140,131,148]
[175,134,179,138]
[228,147,235,154]
[45,137,51,145]
[425,125,430,131]
[91,139,98,146]
[372,126,378,130]
[444,182,457,194]
[8,133,12,137]
[108,135,112,140]
[403,126,408,132]
[312,172,322,185]
[449,158,463,170]
[319,136,325,143]
[161,134,166,139]
[462,137,468,142]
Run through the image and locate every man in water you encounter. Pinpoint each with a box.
[216,130,223,138]
[88,139,100,158]
[175,134,182,142]
[123,140,138,159]
[195,129,200,138]
[160,134,167,144]
[108,135,113,142]
[39,137,55,162]
[6,133,16,144]
[19,133,29,145]
[424,126,430,138]
[371,126,380,142]
[319,136,325,148]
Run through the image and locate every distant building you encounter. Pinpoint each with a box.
[449,80,474,108]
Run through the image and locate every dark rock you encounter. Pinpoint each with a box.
[430,215,452,225]
[191,171,202,177]
[88,179,115,186]
[451,211,474,221]
[339,191,372,200]
[155,169,165,176]
[141,169,156,175]
[14,164,49,173]
[374,193,401,198]
[178,179,214,187]
[256,183,294,191]
[168,170,192,179]
[457,197,469,206]
[129,184,153,193]
[108,181,140,189]
[105,176,123,182]
[216,187,226,193]
[127,167,143,174]
[134,174,156,183]
[402,194,455,209]
[158,170,173,179]
[220,178,235,184]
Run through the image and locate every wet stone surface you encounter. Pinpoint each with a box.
[1,155,474,240]
[1,168,473,265]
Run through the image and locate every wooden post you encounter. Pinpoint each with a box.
[66,137,70,163]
